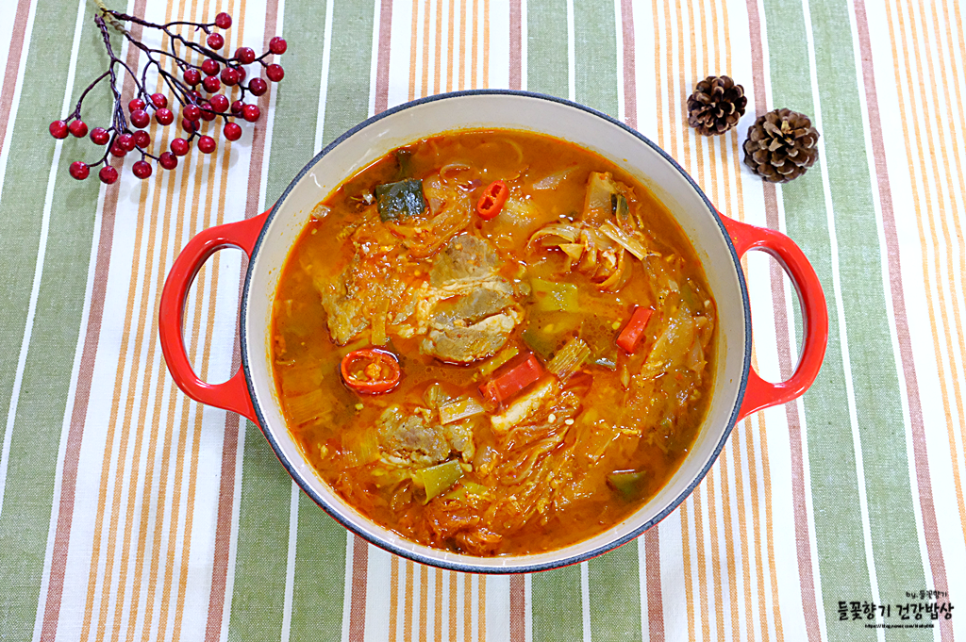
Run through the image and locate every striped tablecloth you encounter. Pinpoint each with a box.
[1,0,964,639]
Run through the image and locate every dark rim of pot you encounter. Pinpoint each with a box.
[240,89,752,574]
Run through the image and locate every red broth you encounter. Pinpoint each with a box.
[271,130,716,556]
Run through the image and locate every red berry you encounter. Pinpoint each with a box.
[236,66,247,82]
[99,165,118,184]
[197,136,216,153]
[69,161,89,180]
[220,67,240,86]
[159,151,178,170]
[183,104,201,121]
[171,137,190,156]
[202,59,221,76]
[110,144,127,158]
[155,108,174,125]
[130,109,150,128]
[266,64,284,82]
[215,12,232,28]
[184,68,202,85]
[69,120,88,138]
[207,33,224,50]
[132,160,152,179]
[90,127,110,145]
[182,118,198,133]
[269,37,287,55]
[242,104,261,122]
[134,131,151,148]
[234,47,256,64]
[129,98,146,112]
[231,100,245,116]
[203,75,221,93]
[200,103,217,121]
[189,89,204,102]
[209,94,229,113]
[49,120,68,139]
[151,93,168,109]
[248,78,268,96]
[223,121,242,141]
[117,133,135,152]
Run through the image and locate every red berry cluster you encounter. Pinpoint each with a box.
[50,10,286,184]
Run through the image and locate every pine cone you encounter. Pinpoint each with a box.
[742,108,820,183]
[687,75,747,135]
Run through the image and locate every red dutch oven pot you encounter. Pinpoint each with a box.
[159,91,828,573]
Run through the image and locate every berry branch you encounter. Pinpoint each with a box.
[49,7,286,184]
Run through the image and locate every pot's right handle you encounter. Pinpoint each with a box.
[159,211,271,426]
[719,214,828,421]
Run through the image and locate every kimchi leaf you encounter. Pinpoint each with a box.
[376,178,426,221]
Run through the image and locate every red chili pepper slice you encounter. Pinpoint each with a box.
[480,353,543,407]
[340,348,402,394]
[476,180,509,220]
[616,306,653,353]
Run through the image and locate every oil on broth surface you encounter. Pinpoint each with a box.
[271,130,716,556]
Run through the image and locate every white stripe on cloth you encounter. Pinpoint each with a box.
[0,0,38,203]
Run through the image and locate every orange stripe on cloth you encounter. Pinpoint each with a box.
[421,0,431,97]
[77,0,189,636]
[434,0,443,94]
[389,555,400,641]
[408,0,419,101]
[464,573,472,641]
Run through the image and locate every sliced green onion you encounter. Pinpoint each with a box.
[547,337,591,381]
[531,278,579,312]
[474,345,520,381]
[415,459,464,503]
[438,396,486,425]
[607,469,647,499]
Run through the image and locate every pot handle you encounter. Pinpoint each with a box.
[719,214,828,421]
[158,210,271,425]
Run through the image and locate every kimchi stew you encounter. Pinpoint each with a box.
[271,130,717,556]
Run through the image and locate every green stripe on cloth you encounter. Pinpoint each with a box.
[289,495,349,641]
[228,425,293,640]
[228,1,339,638]
[526,0,568,99]
[263,0,331,206]
[762,0,927,638]
[0,1,102,635]
[319,0,376,149]
[531,564,583,641]
[574,0,618,118]
[589,544,643,642]
[290,1,375,636]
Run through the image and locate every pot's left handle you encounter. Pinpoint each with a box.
[159,210,271,426]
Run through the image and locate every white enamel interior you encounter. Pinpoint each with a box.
[242,93,749,572]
